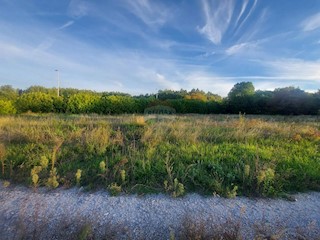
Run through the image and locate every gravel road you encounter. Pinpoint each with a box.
[0,182,319,239]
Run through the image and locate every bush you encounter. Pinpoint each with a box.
[67,93,100,114]
[0,100,16,114]
[15,92,54,113]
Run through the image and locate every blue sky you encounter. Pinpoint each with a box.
[0,0,319,96]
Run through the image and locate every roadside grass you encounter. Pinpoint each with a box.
[0,114,319,197]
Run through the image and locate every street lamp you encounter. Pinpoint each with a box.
[55,69,60,97]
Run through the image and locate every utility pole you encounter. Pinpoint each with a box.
[55,69,60,97]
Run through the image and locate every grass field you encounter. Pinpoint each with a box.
[0,114,319,197]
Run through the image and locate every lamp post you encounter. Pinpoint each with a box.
[55,69,60,97]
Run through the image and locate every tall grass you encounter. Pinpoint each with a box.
[0,114,319,196]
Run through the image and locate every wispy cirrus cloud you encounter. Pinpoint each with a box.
[33,21,74,53]
[58,20,74,30]
[68,0,90,18]
[301,12,320,31]
[125,0,170,28]
[198,0,261,45]
[225,42,255,55]
[198,0,235,45]
[235,0,249,25]
[235,0,258,32]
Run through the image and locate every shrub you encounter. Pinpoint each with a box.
[15,92,54,113]
[0,100,16,114]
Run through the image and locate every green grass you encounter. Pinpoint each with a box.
[0,114,319,197]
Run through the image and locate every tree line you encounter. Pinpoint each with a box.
[0,82,319,115]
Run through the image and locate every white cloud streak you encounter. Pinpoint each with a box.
[68,0,89,18]
[198,0,235,45]
[236,0,258,31]
[126,0,169,28]
[267,58,320,80]
[58,20,74,30]
[198,0,262,46]
[301,12,320,31]
[235,0,249,25]
[225,42,253,55]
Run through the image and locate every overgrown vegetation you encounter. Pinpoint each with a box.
[0,114,319,197]
[0,82,319,115]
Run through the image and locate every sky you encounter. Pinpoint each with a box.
[0,0,320,96]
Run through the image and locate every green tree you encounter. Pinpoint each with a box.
[0,85,19,101]
[185,89,207,101]
[157,89,186,100]
[96,95,138,114]
[268,87,314,115]
[67,93,100,114]
[15,92,54,113]
[25,85,57,96]
[228,82,255,99]
[52,97,67,113]
[227,82,255,113]
[252,90,274,114]
[314,90,320,115]
[206,92,222,102]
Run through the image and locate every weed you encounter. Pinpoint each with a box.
[51,139,63,170]
[47,167,59,188]
[31,166,42,187]
[40,156,49,169]
[226,185,238,198]
[75,169,82,186]
[120,169,126,183]
[78,223,93,240]
[3,180,10,187]
[258,167,276,196]
[108,182,122,196]
[135,116,146,126]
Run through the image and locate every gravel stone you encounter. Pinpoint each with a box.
[0,182,319,239]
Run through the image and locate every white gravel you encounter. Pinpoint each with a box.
[0,182,319,239]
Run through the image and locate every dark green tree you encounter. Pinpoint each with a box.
[227,82,255,113]
[252,90,274,114]
[157,89,186,100]
[268,87,314,115]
